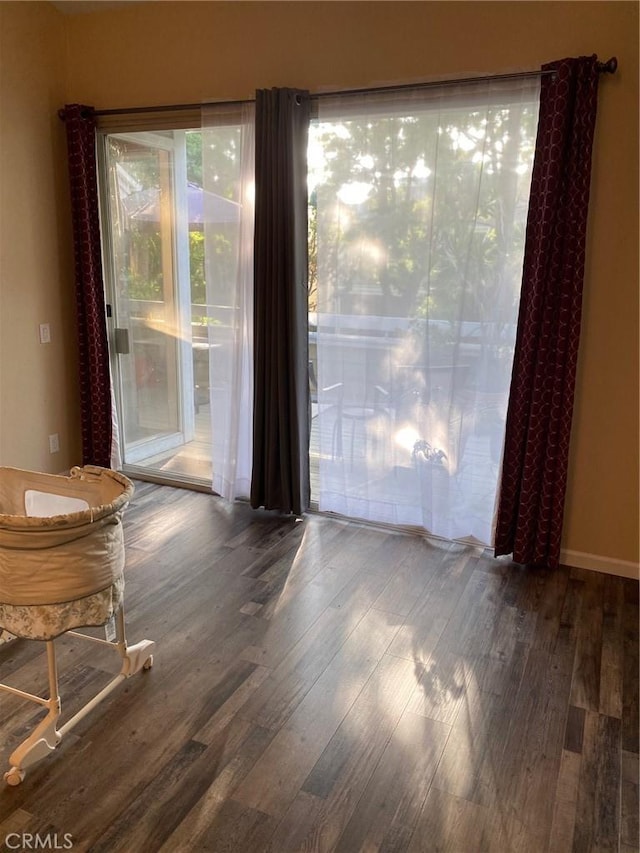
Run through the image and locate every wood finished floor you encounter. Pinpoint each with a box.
[0,482,637,853]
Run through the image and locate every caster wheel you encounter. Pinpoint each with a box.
[4,768,24,787]
[143,656,153,670]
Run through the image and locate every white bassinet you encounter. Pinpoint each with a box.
[0,465,155,785]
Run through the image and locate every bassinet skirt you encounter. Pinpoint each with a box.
[0,574,124,641]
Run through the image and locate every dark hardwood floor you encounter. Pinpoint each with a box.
[0,481,638,852]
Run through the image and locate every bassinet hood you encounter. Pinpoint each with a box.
[0,465,134,532]
[0,466,134,606]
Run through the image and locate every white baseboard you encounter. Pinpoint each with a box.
[561,549,639,580]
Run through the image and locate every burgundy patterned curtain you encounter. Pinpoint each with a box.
[250,88,311,515]
[494,56,600,569]
[63,104,112,468]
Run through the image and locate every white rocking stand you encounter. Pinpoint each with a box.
[1,605,155,786]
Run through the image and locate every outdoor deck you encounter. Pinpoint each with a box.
[127,402,501,547]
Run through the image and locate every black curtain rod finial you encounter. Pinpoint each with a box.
[58,106,95,121]
[598,56,618,74]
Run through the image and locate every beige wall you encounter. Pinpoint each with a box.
[1,1,637,569]
[0,1,80,473]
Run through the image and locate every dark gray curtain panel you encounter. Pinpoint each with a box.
[250,88,311,515]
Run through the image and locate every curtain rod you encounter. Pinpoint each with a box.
[59,57,618,120]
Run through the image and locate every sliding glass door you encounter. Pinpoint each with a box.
[98,108,253,490]
[96,84,538,542]
[309,80,540,544]
[100,130,209,480]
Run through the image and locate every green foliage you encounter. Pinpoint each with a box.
[112,129,242,308]
[122,227,220,307]
[308,98,538,337]
[199,125,242,201]
[186,132,203,185]
[190,230,205,304]
[125,230,162,300]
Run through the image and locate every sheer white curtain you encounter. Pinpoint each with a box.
[202,103,255,500]
[313,79,540,544]
[110,368,122,470]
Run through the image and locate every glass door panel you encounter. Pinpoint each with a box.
[102,133,197,471]
[310,83,539,544]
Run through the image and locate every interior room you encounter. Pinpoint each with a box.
[0,2,637,851]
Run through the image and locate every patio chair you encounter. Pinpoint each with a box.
[340,384,393,469]
[309,361,343,460]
